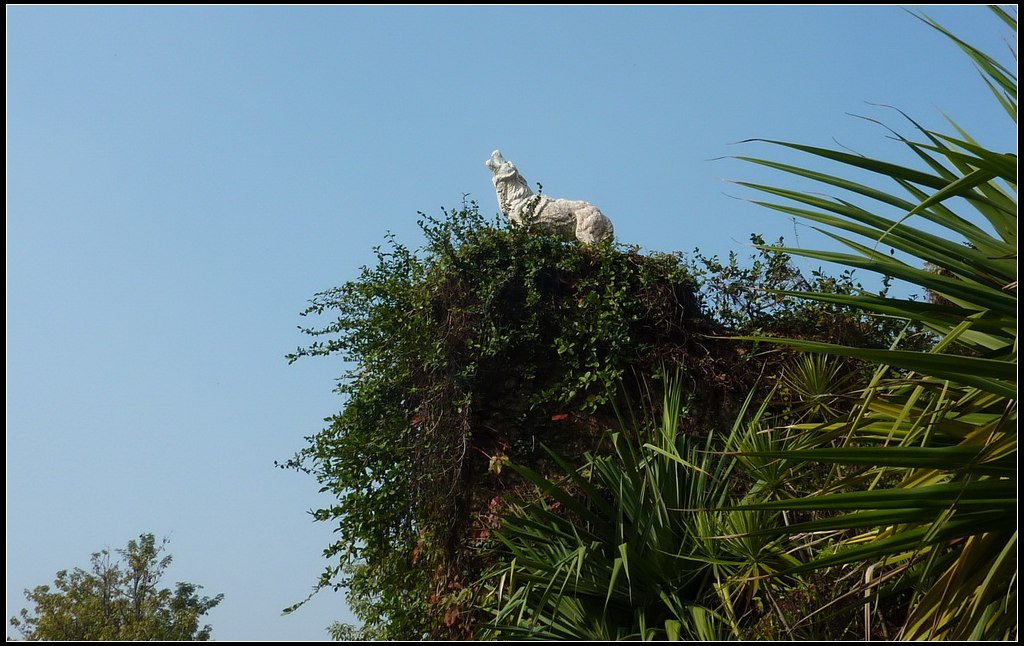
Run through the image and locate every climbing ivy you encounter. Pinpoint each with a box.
[282,202,723,638]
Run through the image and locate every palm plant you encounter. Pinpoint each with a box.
[476,374,799,640]
[729,8,1016,640]
[779,353,857,421]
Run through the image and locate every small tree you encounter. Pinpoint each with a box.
[10,534,223,641]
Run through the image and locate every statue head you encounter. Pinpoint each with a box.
[485,149,516,177]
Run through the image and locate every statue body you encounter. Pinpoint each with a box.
[485,150,614,244]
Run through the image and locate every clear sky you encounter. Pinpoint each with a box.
[6,6,1015,641]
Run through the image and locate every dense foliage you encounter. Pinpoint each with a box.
[10,534,223,641]
[284,205,737,638]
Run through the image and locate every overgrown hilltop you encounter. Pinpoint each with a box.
[283,203,901,639]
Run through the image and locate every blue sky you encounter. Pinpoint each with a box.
[6,6,1015,640]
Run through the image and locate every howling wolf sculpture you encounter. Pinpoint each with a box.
[485,150,614,244]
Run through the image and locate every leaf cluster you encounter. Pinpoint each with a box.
[10,534,223,641]
[283,203,748,638]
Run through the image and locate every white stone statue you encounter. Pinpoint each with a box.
[485,150,614,244]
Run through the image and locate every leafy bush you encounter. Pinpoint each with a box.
[10,534,222,641]
[284,204,745,638]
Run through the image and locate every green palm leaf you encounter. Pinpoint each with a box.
[729,8,1017,640]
